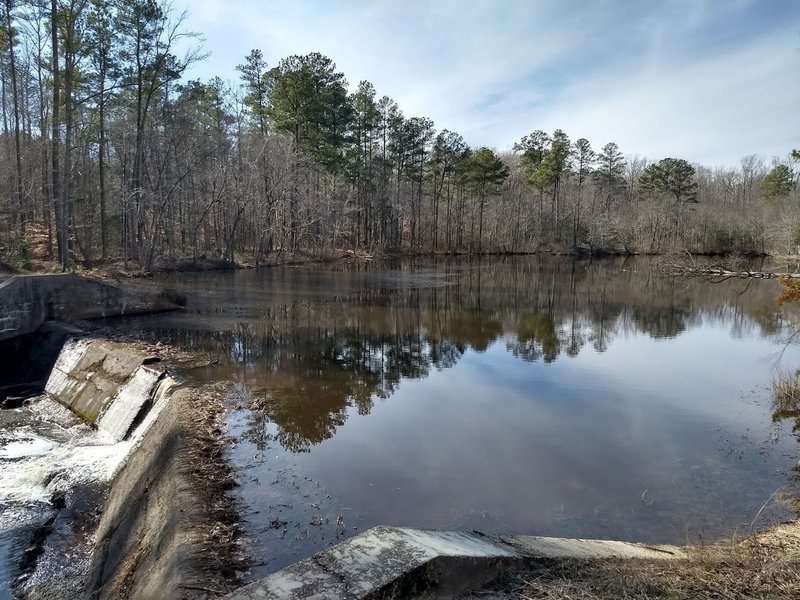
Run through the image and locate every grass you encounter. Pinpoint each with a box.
[774,370,800,428]
[462,521,800,599]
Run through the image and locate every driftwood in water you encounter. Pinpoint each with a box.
[657,255,800,280]
[674,266,800,279]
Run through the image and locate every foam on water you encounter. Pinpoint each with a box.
[0,413,131,507]
[0,375,175,512]
[0,429,57,459]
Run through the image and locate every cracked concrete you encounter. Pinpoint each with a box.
[45,338,162,427]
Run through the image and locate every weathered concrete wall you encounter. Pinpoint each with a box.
[82,385,242,600]
[82,386,195,600]
[0,322,80,402]
[44,338,162,427]
[0,273,176,341]
[226,526,686,600]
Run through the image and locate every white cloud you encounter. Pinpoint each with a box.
[178,0,800,166]
[489,27,800,166]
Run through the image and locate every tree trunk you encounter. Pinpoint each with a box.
[98,77,108,258]
[61,23,75,271]
[51,0,66,269]
[5,0,25,234]
[478,188,485,254]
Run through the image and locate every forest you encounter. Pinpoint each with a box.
[0,0,798,272]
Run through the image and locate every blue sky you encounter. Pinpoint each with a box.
[178,0,800,167]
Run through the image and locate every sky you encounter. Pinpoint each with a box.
[176,0,800,167]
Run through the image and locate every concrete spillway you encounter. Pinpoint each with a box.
[3,337,171,508]
[44,338,161,425]
[0,336,177,598]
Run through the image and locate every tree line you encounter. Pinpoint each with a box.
[0,0,798,271]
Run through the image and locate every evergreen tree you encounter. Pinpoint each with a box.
[431,129,468,251]
[639,158,698,203]
[762,164,794,199]
[594,142,626,191]
[236,48,269,134]
[267,52,352,173]
[531,129,571,226]
[468,147,509,252]
[572,138,595,246]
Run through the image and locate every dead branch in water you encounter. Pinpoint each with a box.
[654,253,800,281]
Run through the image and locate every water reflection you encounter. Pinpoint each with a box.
[112,258,794,453]
[242,322,475,451]
[103,257,800,575]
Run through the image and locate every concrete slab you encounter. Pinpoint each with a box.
[44,339,93,409]
[97,366,164,442]
[492,533,686,560]
[227,527,522,600]
[225,526,686,599]
[43,338,157,425]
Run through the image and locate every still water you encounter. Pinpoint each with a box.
[109,257,800,578]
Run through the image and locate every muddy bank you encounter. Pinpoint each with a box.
[12,247,783,281]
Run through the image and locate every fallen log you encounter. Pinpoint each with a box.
[656,258,800,280]
[676,267,800,279]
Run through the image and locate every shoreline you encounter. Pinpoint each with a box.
[461,518,800,598]
[3,248,785,281]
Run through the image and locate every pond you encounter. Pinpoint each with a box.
[104,256,800,580]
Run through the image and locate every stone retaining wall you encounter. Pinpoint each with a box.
[0,273,176,341]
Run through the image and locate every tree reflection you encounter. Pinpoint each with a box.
[249,332,446,451]
[508,311,561,363]
[446,312,502,352]
[631,306,691,339]
[114,257,792,453]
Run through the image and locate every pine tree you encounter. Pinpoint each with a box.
[468,147,509,252]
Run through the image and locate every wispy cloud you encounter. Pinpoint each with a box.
[179,0,800,166]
